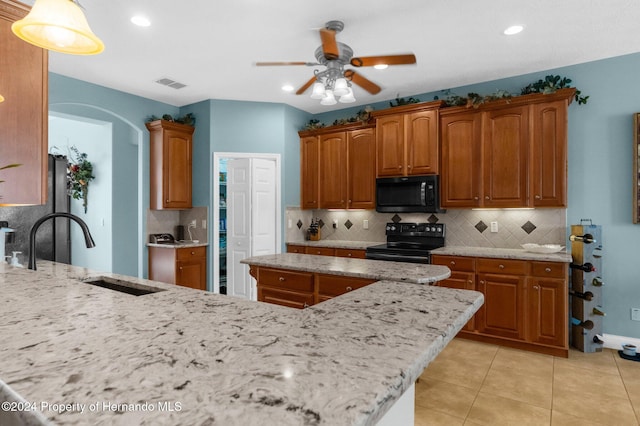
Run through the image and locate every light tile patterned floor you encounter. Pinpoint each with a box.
[416,338,640,425]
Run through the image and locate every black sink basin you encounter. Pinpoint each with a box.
[82,277,165,296]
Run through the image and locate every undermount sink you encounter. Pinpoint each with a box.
[81,276,166,296]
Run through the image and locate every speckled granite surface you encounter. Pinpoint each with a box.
[432,246,572,263]
[286,240,385,250]
[147,242,209,248]
[0,261,481,426]
[242,253,451,284]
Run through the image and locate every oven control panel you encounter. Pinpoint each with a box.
[385,222,445,237]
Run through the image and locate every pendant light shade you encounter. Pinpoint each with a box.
[11,0,104,55]
[310,82,326,99]
[320,90,337,106]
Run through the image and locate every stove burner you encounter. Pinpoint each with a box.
[365,222,445,263]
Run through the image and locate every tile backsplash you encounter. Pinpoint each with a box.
[146,206,209,243]
[286,207,566,249]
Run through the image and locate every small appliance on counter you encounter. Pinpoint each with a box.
[149,233,176,244]
[365,222,445,263]
[569,219,604,353]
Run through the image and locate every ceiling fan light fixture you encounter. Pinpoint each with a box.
[338,87,355,103]
[333,77,349,96]
[11,0,104,55]
[310,82,326,99]
[320,90,337,105]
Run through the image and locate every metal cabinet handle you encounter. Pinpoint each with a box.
[166,199,169,203]
[545,267,551,272]
[346,286,353,291]
[398,165,402,169]
[348,199,352,203]
[474,196,479,200]
[279,276,285,281]
[191,251,195,255]
[485,196,490,200]
[468,280,473,284]
[347,253,352,257]
[499,264,505,269]
[480,280,485,284]
[533,285,539,290]
[179,267,183,270]
[535,195,541,199]
[450,261,456,265]
[408,165,412,169]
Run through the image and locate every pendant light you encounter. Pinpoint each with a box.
[11,0,104,55]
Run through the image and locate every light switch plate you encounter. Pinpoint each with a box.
[632,308,640,321]
[363,219,369,230]
[490,221,498,233]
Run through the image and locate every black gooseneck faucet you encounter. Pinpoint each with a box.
[28,212,96,270]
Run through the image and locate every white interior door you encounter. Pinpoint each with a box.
[227,159,252,299]
[251,158,277,258]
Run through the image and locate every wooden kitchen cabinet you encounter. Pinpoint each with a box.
[431,255,476,331]
[255,266,315,309]
[286,244,306,254]
[146,120,194,210]
[316,274,375,302]
[373,102,441,177]
[149,245,207,291]
[305,246,335,256]
[286,244,366,259]
[319,131,348,209]
[527,262,568,348]
[335,248,366,259]
[347,128,376,209]
[0,0,48,205]
[300,136,320,209]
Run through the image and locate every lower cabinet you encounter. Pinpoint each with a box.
[149,246,207,291]
[286,244,366,259]
[431,254,568,357]
[252,266,375,308]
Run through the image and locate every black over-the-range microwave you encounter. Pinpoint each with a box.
[375,175,445,213]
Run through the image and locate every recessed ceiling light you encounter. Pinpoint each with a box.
[131,16,151,27]
[281,84,295,92]
[503,25,524,35]
[374,64,388,70]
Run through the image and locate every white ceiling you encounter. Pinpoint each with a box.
[24,0,640,114]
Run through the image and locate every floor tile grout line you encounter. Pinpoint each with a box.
[462,346,500,424]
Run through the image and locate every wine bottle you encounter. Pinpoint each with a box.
[570,234,596,244]
[570,317,594,330]
[570,262,596,272]
[569,290,594,301]
[592,307,606,316]
[592,277,604,287]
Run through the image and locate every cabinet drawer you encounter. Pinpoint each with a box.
[317,274,375,297]
[305,246,335,256]
[335,248,366,259]
[176,246,207,260]
[477,258,527,275]
[432,255,475,272]
[287,244,306,254]
[259,268,314,292]
[259,288,314,309]
[530,261,567,279]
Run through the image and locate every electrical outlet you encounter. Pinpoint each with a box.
[202,220,207,229]
[632,308,640,321]
[333,219,338,229]
[490,221,498,233]
[363,219,369,230]
[189,220,196,228]
[288,219,292,229]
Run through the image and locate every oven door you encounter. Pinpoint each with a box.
[365,248,431,264]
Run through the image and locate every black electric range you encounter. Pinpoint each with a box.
[365,222,445,264]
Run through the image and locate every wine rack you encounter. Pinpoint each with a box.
[570,220,604,352]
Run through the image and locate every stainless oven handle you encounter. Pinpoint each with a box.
[366,253,430,263]
[421,182,426,206]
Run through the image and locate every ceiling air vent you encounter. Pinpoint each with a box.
[154,77,187,89]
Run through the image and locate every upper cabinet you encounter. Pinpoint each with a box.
[440,89,574,209]
[146,120,195,210]
[372,101,442,177]
[0,0,48,205]
[299,123,375,210]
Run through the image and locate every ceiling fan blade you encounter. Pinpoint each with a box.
[350,54,417,67]
[344,70,381,94]
[320,28,339,60]
[256,61,313,66]
[296,77,317,95]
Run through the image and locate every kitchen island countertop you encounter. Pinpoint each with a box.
[0,261,481,425]
[432,245,572,262]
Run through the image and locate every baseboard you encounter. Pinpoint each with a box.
[602,333,640,350]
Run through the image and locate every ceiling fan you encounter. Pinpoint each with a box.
[256,20,416,104]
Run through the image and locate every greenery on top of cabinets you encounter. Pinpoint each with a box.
[389,96,421,107]
[146,112,196,126]
[520,75,589,105]
[301,107,374,130]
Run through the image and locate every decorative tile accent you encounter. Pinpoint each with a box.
[521,221,537,234]
[296,220,303,229]
[391,214,402,223]
[318,219,325,228]
[344,219,353,230]
[475,221,488,233]
[428,214,439,224]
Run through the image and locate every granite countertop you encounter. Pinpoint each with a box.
[286,240,385,250]
[0,261,482,426]
[147,241,209,248]
[432,246,572,263]
[242,253,451,284]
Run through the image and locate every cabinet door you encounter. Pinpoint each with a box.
[477,273,526,340]
[316,274,375,299]
[0,3,48,205]
[440,112,482,207]
[176,258,206,290]
[286,244,306,254]
[319,132,347,209]
[347,128,376,209]
[163,129,192,209]
[531,100,568,207]
[406,110,439,175]
[305,246,335,256]
[528,277,567,347]
[334,248,366,259]
[300,136,319,209]
[376,115,405,176]
[258,287,314,309]
[482,106,529,207]
[435,271,476,331]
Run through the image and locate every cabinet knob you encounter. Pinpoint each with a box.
[545,267,552,273]
[191,251,195,255]
[303,302,309,308]
[341,200,344,203]
[317,251,321,254]
[533,285,539,290]
[474,196,479,201]
[179,267,183,270]
[348,200,352,203]
[535,195,541,199]
[480,280,485,284]
[166,199,169,203]
[450,261,456,265]
[346,286,353,291]
[485,196,490,200]
[279,276,285,281]
[468,280,473,284]
[499,264,505,269]
[347,253,352,257]
[398,165,402,169]
[408,165,412,169]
